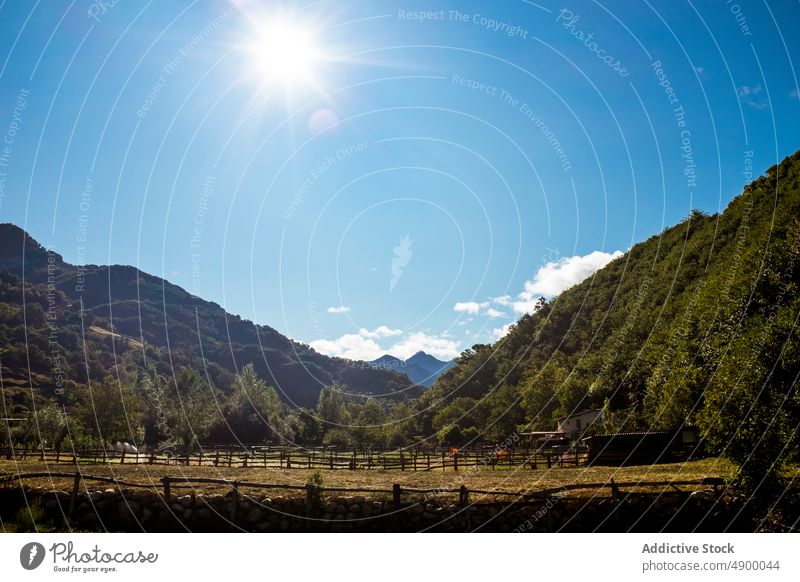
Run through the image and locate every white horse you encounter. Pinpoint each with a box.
[112,441,139,454]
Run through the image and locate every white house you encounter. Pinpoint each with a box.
[556,409,603,436]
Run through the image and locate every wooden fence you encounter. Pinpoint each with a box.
[0,471,727,522]
[0,445,588,472]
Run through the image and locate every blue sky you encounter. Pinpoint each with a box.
[1,0,798,361]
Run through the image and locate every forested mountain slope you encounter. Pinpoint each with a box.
[422,150,800,485]
[0,224,417,410]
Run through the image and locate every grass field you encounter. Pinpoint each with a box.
[0,456,738,499]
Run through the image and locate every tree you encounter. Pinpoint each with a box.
[352,398,387,448]
[74,375,143,446]
[13,402,67,449]
[316,385,350,436]
[169,367,218,457]
[226,363,286,443]
[295,407,323,444]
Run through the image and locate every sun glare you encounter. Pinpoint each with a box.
[247,19,320,87]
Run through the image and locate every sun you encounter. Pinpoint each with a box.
[246,18,321,87]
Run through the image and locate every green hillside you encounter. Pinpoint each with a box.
[421,150,800,488]
[0,224,417,413]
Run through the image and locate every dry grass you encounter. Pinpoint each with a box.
[0,457,736,499]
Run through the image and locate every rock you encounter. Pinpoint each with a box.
[246,509,264,524]
[197,508,212,520]
[422,512,438,520]
[352,495,366,504]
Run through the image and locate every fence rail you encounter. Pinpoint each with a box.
[0,445,587,471]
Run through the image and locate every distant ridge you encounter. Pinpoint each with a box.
[369,351,454,387]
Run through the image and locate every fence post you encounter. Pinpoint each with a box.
[230,482,240,525]
[453,451,458,473]
[441,451,446,471]
[400,452,405,472]
[161,476,171,504]
[120,450,125,464]
[459,485,470,507]
[392,484,401,508]
[610,479,621,500]
[305,482,317,524]
[68,472,81,519]
[546,454,552,469]
[329,451,334,470]
[243,453,248,468]
[286,452,292,469]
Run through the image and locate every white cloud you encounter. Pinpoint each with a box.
[512,250,622,313]
[485,307,506,318]
[453,301,488,314]
[737,85,768,110]
[310,329,460,362]
[738,84,762,97]
[327,305,351,314]
[388,332,460,360]
[358,325,402,339]
[491,323,513,340]
[492,295,512,306]
[310,334,383,361]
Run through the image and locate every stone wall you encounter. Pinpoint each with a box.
[0,486,757,532]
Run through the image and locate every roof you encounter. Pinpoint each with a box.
[557,409,603,423]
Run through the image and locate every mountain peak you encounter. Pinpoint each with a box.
[369,351,455,387]
[0,223,62,269]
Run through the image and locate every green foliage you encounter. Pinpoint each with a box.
[170,367,218,456]
[5,499,54,533]
[73,375,144,445]
[223,363,292,443]
[306,470,325,514]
